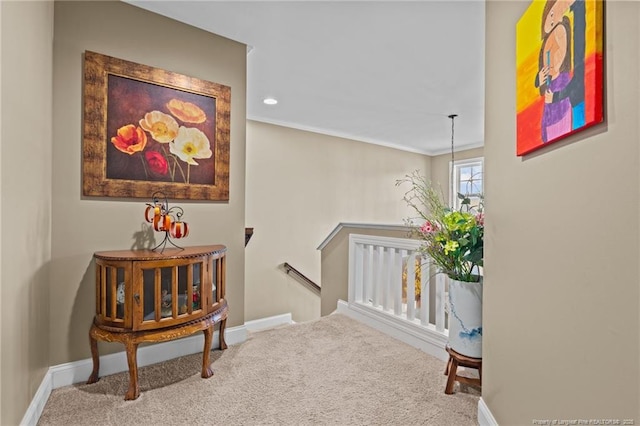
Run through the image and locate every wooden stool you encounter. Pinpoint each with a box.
[444,346,482,394]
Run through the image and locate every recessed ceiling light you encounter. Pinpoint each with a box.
[263,98,278,105]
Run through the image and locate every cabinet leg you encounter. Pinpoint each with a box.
[87,326,100,384]
[219,318,228,350]
[201,326,214,378]
[124,340,140,400]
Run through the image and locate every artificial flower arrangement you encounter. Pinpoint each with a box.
[397,170,484,283]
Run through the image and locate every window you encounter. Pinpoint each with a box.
[450,157,483,211]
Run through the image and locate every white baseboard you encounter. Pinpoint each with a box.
[336,299,449,362]
[478,397,498,426]
[20,371,52,426]
[244,312,293,332]
[49,325,246,390]
[21,317,267,426]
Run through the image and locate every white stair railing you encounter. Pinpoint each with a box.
[346,234,448,350]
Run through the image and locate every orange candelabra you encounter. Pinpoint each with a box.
[144,192,189,252]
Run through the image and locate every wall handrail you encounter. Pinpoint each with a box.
[283,262,321,295]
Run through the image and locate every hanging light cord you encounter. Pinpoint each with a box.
[448,114,457,207]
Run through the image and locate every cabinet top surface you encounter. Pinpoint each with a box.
[94,245,226,261]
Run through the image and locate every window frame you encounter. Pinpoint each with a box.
[449,157,484,211]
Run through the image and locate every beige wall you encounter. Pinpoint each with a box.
[1,1,53,424]
[1,2,2,420]
[51,1,246,365]
[245,120,429,322]
[430,147,484,203]
[484,1,640,423]
[1,2,3,420]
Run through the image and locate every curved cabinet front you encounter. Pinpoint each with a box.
[89,245,228,400]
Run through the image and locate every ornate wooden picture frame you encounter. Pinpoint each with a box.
[83,51,231,200]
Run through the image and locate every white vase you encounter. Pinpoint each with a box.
[448,278,483,358]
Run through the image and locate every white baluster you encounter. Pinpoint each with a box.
[435,273,446,332]
[394,249,405,316]
[362,244,372,305]
[373,245,384,308]
[354,242,364,303]
[420,256,430,326]
[383,247,394,312]
[406,251,416,321]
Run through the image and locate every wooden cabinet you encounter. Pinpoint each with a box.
[87,245,228,400]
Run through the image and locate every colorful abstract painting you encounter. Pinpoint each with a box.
[516,0,603,156]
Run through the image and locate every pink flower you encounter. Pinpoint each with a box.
[421,221,436,234]
[475,213,484,226]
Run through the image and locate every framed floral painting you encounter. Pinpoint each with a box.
[83,51,230,200]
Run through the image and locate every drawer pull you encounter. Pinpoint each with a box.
[134,294,140,305]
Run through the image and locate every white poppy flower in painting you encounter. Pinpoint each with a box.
[170,126,212,166]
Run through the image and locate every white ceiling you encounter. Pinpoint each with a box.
[127,1,485,155]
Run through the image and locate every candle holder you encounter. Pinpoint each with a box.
[144,192,189,253]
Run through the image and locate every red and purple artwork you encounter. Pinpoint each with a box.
[516,0,604,156]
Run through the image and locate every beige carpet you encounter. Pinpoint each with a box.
[38,314,479,425]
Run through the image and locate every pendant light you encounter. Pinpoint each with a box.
[449,114,457,208]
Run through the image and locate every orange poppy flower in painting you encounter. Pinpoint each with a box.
[111,124,147,155]
[166,99,207,124]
